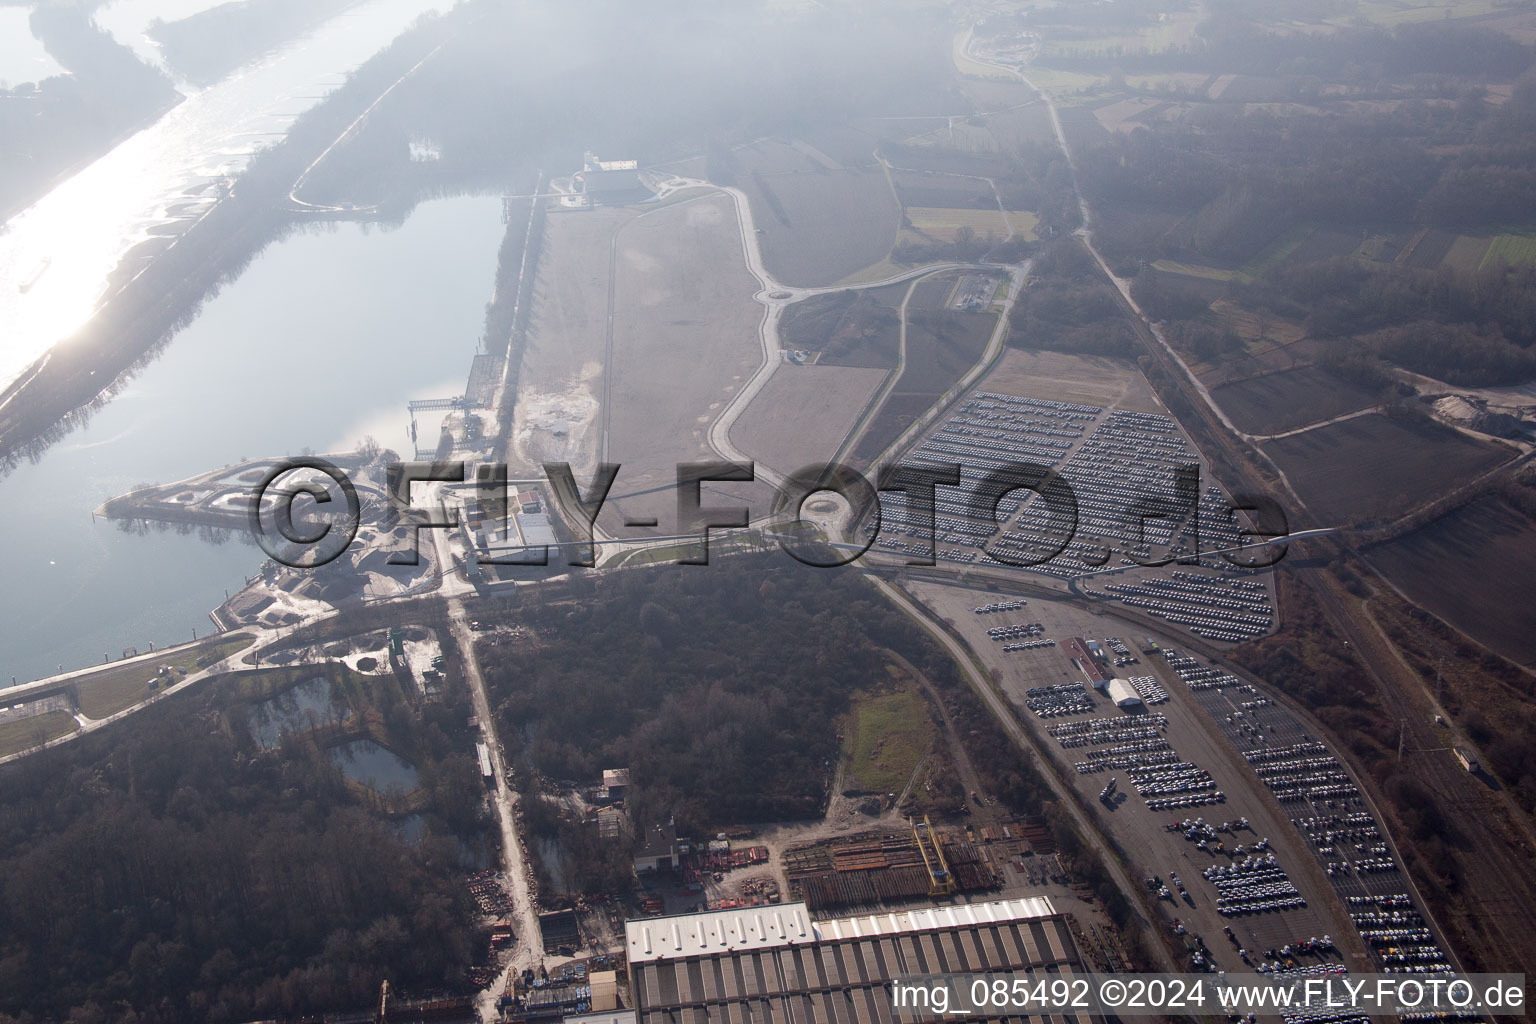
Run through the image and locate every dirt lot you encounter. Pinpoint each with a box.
[735,140,901,287]
[513,195,775,535]
[512,207,637,478]
[599,194,772,532]
[1263,413,1514,525]
[1367,495,1536,667]
[978,348,1164,414]
[1212,366,1379,436]
[730,363,890,480]
[902,579,1370,970]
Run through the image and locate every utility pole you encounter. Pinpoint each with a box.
[1398,718,1407,761]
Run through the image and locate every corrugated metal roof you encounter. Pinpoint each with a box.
[814,895,1057,940]
[627,904,814,964]
[561,1011,635,1024]
[628,897,1087,1024]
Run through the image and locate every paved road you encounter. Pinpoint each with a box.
[962,30,1536,974]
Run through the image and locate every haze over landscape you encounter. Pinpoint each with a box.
[2,0,1536,1021]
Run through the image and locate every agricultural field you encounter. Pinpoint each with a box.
[1212,366,1380,436]
[1241,223,1317,276]
[901,207,1037,246]
[1092,96,1167,133]
[1209,299,1308,348]
[1440,234,1493,275]
[1263,413,1513,524]
[1019,67,1111,99]
[1281,227,1361,265]
[890,169,995,210]
[1150,259,1240,282]
[730,363,891,480]
[1474,7,1536,44]
[841,674,936,798]
[851,394,943,468]
[599,194,772,533]
[951,79,1059,153]
[1401,228,1458,270]
[902,120,1001,156]
[734,139,901,286]
[901,309,998,388]
[1340,0,1514,28]
[1481,232,1536,270]
[1367,495,1536,667]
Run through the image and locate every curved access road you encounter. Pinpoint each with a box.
[653,174,1028,495]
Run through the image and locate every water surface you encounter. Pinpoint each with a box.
[330,738,419,792]
[0,195,503,684]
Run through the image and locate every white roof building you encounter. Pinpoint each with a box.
[1107,677,1144,708]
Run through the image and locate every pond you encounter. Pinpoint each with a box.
[245,675,348,749]
[329,738,419,793]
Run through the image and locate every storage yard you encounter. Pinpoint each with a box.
[781,827,1000,911]
[872,380,1277,645]
[900,573,1469,983]
[1157,649,1461,974]
[901,579,1377,972]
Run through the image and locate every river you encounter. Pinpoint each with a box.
[0,194,505,686]
[0,0,456,393]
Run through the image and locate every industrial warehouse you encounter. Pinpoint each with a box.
[621,897,1088,1024]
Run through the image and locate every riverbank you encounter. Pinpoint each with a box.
[0,8,462,472]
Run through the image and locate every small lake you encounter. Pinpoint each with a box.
[329,738,419,792]
[246,675,348,748]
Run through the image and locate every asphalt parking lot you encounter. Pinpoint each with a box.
[906,580,1370,973]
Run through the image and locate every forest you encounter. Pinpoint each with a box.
[476,551,1153,964]
[0,653,486,1024]
[481,558,897,836]
[1007,239,1140,358]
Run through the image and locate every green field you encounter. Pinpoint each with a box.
[1241,223,1315,277]
[1341,0,1511,26]
[1151,258,1241,281]
[0,711,78,758]
[76,635,254,720]
[1481,233,1536,270]
[842,678,935,797]
[901,206,1037,244]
